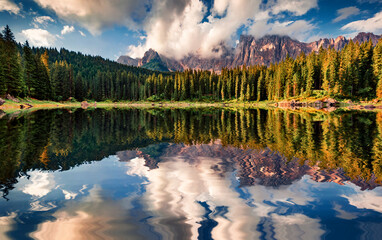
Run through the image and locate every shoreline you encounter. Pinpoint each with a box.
[1,98,382,114]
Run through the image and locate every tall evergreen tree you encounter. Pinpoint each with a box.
[374,39,382,98]
[2,25,22,96]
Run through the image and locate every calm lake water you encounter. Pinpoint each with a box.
[0,108,382,240]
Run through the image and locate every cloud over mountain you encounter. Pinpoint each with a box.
[33,0,319,59]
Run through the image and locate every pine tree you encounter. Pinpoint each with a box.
[0,32,6,96]
[374,39,382,98]
[23,41,36,96]
[2,25,22,96]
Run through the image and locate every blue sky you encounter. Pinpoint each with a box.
[0,0,381,60]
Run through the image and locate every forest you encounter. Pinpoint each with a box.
[1,25,382,102]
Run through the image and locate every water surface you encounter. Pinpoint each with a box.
[0,108,382,239]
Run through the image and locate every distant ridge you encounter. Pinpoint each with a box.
[118,32,382,72]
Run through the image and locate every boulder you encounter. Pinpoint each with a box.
[0,98,5,106]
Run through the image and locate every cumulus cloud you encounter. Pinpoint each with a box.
[270,0,318,16]
[341,11,382,34]
[33,0,319,59]
[33,16,55,27]
[33,0,149,35]
[21,28,57,47]
[128,0,318,59]
[0,0,20,14]
[333,7,360,23]
[61,25,75,35]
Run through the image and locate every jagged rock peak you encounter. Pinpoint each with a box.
[117,32,381,72]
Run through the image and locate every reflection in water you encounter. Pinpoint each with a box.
[0,213,16,239]
[22,172,55,198]
[120,143,354,240]
[0,108,381,239]
[1,108,382,197]
[31,185,147,240]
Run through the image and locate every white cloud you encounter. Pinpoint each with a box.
[21,28,57,47]
[249,19,316,41]
[333,7,360,23]
[61,25,75,35]
[79,30,86,37]
[33,16,55,27]
[271,0,318,16]
[341,11,382,34]
[0,0,20,14]
[33,0,319,59]
[33,0,149,35]
[128,0,319,59]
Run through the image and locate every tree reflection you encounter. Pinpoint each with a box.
[0,108,381,198]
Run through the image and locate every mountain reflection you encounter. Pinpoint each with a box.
[120,143,327,240]
[1,108,381,199]
[119,142,380,190]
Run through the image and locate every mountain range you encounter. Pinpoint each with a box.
[118,32,381,72]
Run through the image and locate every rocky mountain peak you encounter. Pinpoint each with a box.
[353,32,381,45]
[139,48,161,66]
[118,32,382,72]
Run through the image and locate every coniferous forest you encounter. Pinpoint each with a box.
[1,25,382,102]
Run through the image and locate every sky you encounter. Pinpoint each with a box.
[0,0,381,60]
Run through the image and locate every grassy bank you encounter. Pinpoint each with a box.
[0,98,273,113]
[1,97,382,114]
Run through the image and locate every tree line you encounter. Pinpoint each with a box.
[1,25,382,102]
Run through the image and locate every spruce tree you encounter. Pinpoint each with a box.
[374,39,382,98]
[2,25,22,96]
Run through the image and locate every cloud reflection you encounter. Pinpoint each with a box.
[343,189,382,213]
[31,185,149,240]
[22,171,55,198]
[0,212,16,240]
[125,150,324,240]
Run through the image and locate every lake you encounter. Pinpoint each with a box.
[0,108,382,240]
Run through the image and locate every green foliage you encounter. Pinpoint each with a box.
[0,25,22,96]
[147,94,162,102]
[0,25,381,102]
[142,59,170,72]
